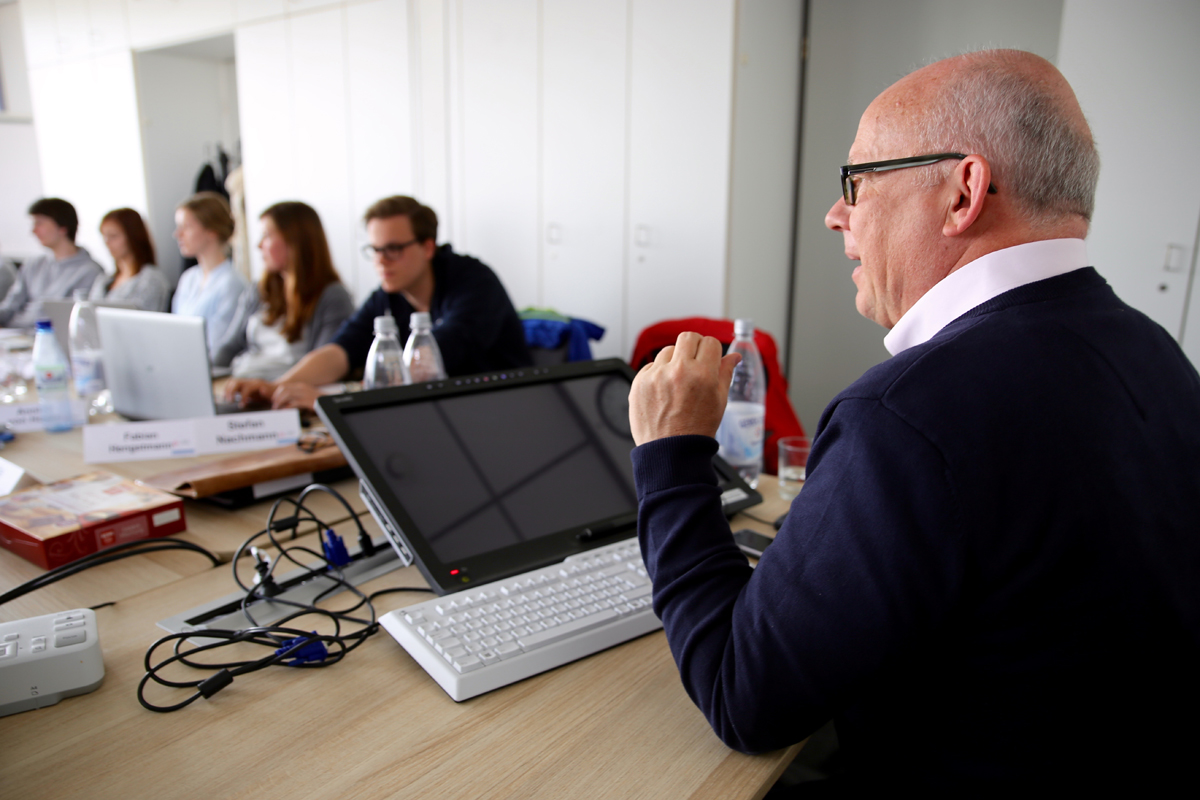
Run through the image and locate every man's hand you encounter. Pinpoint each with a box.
[224,378,276,406]
[629,332,741,446]
[270,381,322,411]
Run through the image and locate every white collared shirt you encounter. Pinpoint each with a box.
[883,238,1089,356]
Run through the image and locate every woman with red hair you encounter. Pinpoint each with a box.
[215,201,352,380]
[91,208,169,311]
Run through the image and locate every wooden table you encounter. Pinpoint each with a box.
[0,428,364,621]
[0,429,800,799]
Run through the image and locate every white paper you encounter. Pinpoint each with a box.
[0,455,40,497]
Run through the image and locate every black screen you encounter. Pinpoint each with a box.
[339,373,636,565]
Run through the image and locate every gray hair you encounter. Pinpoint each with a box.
[908,51,1100,225]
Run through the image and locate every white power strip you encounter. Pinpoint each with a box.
[0,608,105,717]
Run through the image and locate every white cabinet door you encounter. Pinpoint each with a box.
[127,0,235,49]
[87,0,130,54]
[347,0,414,303]
[236,0,285,24]
[1058,0,1200,352]
[236,18,295,280]
[51,0,91,60]
[541,0,629,359]
[456,0,540,312]
[18,0,59,69]
[288,7,355,295]
[626,0,735,352]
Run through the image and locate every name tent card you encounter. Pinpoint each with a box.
[0,400,89,432]
[83,410,302,463]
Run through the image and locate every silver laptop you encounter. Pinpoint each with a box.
[95,307,231,420]
[41,298,137,359]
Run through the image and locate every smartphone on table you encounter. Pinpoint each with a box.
[732,528,774,559]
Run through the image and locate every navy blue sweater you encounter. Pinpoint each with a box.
[333,245,531,377]
[633,269,1200,789]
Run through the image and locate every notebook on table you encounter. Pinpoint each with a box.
[95,307,239,421]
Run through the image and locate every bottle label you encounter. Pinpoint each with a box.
[716,401,765,466]
[35,363,70,395]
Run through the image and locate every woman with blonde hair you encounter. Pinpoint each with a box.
[216,201,352,381]
[173,191,249,353]
[91,208,169,311]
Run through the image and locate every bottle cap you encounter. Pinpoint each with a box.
[35,319,53,332]
[734,318,755,337]
[410,311,431,329]
[373,313,399,336]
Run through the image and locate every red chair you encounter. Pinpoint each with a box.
[630,317,806,475]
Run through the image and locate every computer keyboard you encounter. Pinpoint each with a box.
[379,538,660,701]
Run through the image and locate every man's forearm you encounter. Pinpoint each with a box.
[278,343,350,387]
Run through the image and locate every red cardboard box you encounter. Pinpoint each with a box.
[0,472,187,570]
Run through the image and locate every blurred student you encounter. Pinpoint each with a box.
[213,201,353,380]
[90,208,169,312]
[0,198,102,328]
[172,191,248,353]
[225,194,530,410]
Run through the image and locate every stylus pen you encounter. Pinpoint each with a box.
[577,518,637,542]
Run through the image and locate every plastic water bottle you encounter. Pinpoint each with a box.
[32,319,74,433]
[69,297,111,417]
[404,312,446,382]
[716,319,766,488]
[363,312,409,390]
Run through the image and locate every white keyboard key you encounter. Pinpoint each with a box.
[495,642,522,659]
[434,637,461,654]
[620,584,653,602]
[453,656,483,673]
[517,608,620,651]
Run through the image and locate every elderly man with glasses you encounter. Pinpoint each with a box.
[227,195,530,410]
[628,50,1200,792]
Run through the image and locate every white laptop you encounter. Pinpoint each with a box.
[95,307,233,421]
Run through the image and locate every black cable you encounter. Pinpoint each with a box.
[0,538,222,607]
[138,483,430,713]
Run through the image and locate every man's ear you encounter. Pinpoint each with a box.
[421,238,437,260]
[943,155,991,237]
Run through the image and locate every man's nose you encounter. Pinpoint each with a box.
[825,197,850,232]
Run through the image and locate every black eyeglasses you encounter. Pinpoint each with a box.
[840,152,996,205]
[362,240,418,261]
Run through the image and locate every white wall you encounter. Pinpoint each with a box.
[0,1,43,261]
[1057,0,1200,366]
[726,0,802,361]
[789,0,1065,432]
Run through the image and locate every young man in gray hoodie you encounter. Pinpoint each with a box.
[0,197,102,328]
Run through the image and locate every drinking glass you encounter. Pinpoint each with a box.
[777,437,810,501]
